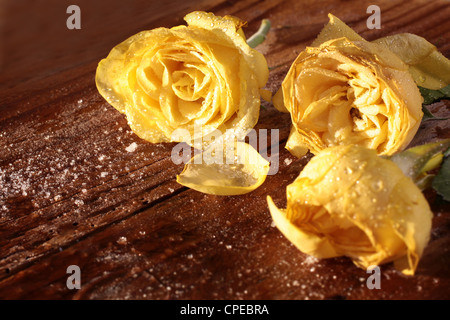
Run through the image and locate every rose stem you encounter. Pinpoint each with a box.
[246,19,271,48]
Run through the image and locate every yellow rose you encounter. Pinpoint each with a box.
[267,144,433,275]
[273,15,423,157]
[96,11,269,146]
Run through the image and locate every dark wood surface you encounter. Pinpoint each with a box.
[1,0,449,300]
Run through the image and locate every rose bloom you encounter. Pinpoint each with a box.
[273,16,423,157]
[267,144,433,275]
[96,11,269,146]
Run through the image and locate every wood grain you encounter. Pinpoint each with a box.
[0,0,449,300]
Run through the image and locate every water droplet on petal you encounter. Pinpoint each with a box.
[372,180,383,192]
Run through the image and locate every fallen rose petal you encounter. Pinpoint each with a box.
[177,141,270,195]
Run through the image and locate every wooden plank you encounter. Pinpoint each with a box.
[1,0,449,299]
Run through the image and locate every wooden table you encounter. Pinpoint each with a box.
[1,0,449,300]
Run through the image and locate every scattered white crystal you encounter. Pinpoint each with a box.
[125,142,138,153]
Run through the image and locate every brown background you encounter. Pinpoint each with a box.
[0,0,449,300]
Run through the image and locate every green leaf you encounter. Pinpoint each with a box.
[389,139,450,188]
[419,84,450,105]
[421,106,449,121]
[416,173,436,191]
[419,85,450,121]
[432,154,450,201]
[445,148,450,158]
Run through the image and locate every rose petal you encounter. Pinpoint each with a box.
[267,196,339,258]
[177,141,270,195]
[374,33,450,90]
